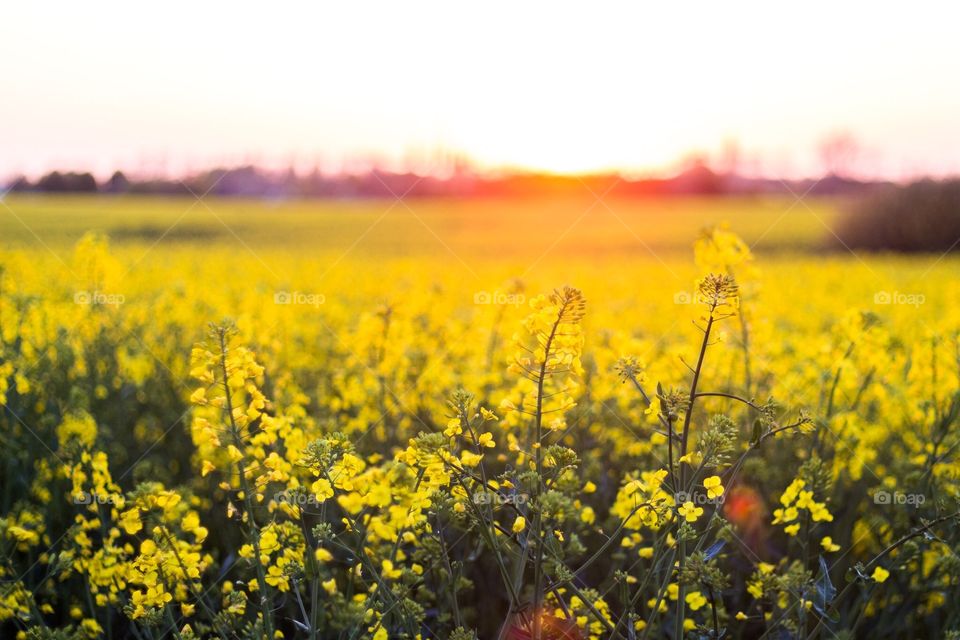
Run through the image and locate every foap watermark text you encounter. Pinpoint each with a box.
[75,290,125,307]
[274,291,326,307]
[474,290,525,306]
[874,291,924,307]
[874,490,925,507]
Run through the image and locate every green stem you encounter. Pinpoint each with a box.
[532,305,566,639]
[675,311,715,640]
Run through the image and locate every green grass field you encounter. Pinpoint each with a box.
[0,194,842,259]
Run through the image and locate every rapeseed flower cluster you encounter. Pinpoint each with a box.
[0,228,957,639]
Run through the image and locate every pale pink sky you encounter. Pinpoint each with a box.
[2,1,959,179]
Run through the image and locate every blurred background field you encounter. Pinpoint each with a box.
[1,193,955,344]
[2,192,954,313]
[1,193,840,256]
[0,194,839,255]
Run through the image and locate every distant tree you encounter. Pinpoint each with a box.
[7,176,32,192]
[36,171,98,192]
[671,156,723,194]
[835,179,960,252]
[36,171,65,191]
[104,170,130,193]
[73,172,98,192]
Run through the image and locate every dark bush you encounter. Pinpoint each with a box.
[835,179,960,252]
[35,170,98,192]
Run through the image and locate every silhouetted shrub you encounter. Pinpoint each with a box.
[35,171,98,192]
[834,179,960,252]
[104,170,130,193]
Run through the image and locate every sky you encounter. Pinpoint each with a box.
[2,1,959,180]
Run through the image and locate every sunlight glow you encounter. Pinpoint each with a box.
[1,1,958,178]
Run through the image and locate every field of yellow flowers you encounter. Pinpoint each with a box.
[1,195,959,640]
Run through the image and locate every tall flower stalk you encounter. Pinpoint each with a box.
[504,286,585,639]
[674,273,739,639]
[190,323,275,640]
